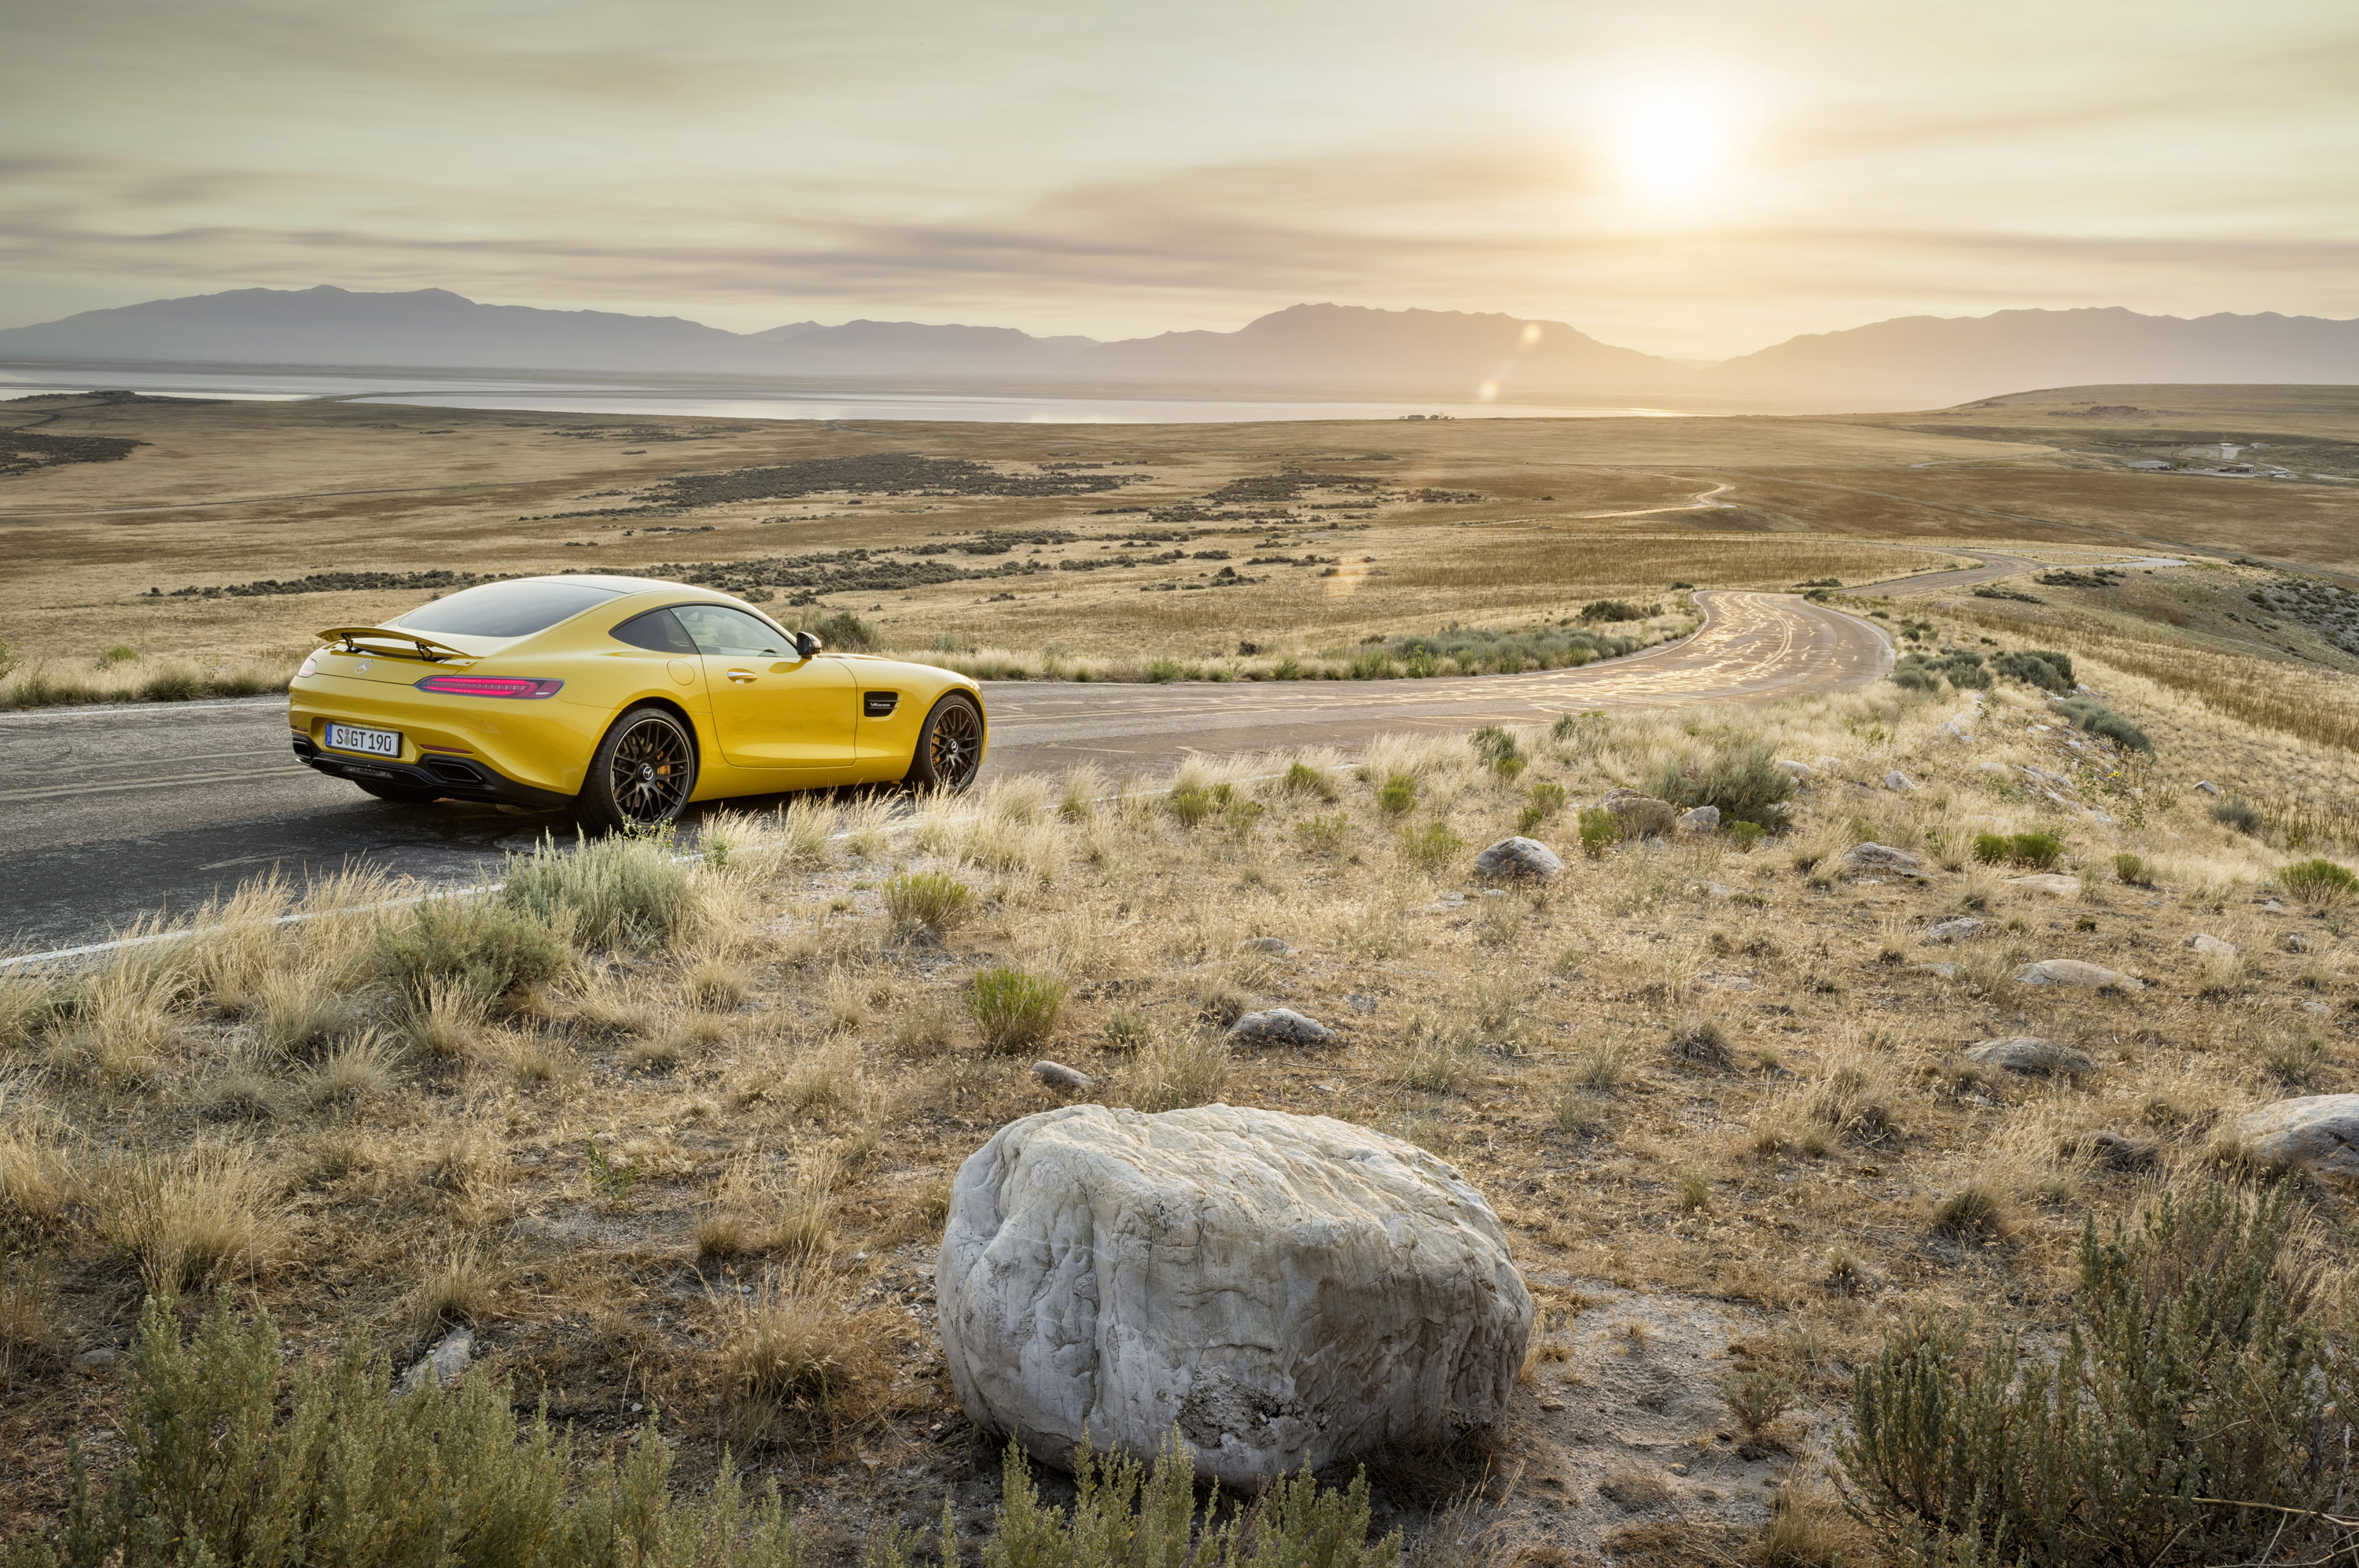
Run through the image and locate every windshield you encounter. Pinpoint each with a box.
[395,580,627,639]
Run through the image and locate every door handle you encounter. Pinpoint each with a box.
[726,668,758,684]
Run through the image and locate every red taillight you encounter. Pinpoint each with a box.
[414,675,564,699]
[297,654,318,679]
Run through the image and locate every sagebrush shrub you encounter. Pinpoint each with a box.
[2280,856,2358,909]
[1276,760,1338,801]
[966,966,1067,1053]
[1844,1184,2350,1567]
[1646,740,1796,826]
[1577,807,1621,859]
[883,871,974,932]
[500,830,700,950]
[2052,695,2152,753]
[377,896,572,1007]
[2209,795,2262,834]
[1993,649,2074,692]
[1397,820,1464,870]
[1374,775,1418,816]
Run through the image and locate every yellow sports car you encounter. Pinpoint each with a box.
[287,575,986,828]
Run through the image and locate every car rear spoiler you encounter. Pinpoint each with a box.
[314,626,474,664]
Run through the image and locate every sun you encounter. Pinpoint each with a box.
[1610,93,1730,199]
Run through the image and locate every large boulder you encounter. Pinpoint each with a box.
[1841,842,1927,878]
[936,1104,1532,1486]
[1675,805,1721,834]
[2238,1095,2359,1178]
[1474,836,1563,881]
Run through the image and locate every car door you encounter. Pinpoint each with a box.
[670,604,857,770]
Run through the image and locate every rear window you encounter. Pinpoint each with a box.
[395,580,627,639]
[610,608,697,654]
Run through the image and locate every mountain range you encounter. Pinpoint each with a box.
[4,286,2357,411]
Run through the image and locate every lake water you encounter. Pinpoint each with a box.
[0,361,1699,424]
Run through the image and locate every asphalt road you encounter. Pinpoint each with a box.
[1,587,1899,954]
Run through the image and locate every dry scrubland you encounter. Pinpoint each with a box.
[5,576,2359,1563]
[17,382,2359,704]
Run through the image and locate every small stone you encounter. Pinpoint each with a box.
[2283,933,2314,954]
[1240,937,1294,955]
[1032,1060,1095,1092]
[2007,874,2083,896]
[1702,974,1754,991]
[1936,720,1974,743]
[1675,804,1720,834]
[1776,760,1812,779]
[1812,756,1844,771]
[1344,993,1381,1013]
[1840,841,1926,877]
[1964,1036,2096,1077]
[1978,761,2008,776]
[74,1347,127,1375]
[2237,1095,2359,1179]
[2187,933,2237,957]
[1701,882,1742,900]
[2072,1130,2158,1170]
[1883,770,1915,792]
[1922,918,1988,944]
[1919,962,1958,979]
[2015,958,2138,990]
[398,1327,475,1395]
[1228,1007,1336,1045]
[1473,835,1564,881]
[2194,780,2221,797]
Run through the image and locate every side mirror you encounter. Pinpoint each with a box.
[794,631,823,658]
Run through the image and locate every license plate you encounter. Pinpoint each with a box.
[326,722,401,757]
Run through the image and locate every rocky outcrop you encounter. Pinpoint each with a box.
[2237,1095,2359,1178]
[1964,1036,2095,1077]
[1841,842,1927,878]
[1227,1008,1335,1045]
[936,1104,1533,1485]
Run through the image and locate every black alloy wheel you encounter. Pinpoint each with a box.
[579,705,697,830]
[907,694,984,793]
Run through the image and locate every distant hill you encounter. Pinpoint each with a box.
[0,285,1687,391]
[6,288,2358,410]
[1706,307,2359,409]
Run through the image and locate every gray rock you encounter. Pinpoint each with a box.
[937,1104,1532,1485]
[398,1327,475,1395]
[1675,805,1720,834]
[1776,760,1812,779]
[1978,761,2009,777]
[1239,937,1294,955]
[2007,873,2083,896]
[2187,933,2238,957]
[1812,756,1845,771]
[1919,962,1958,979]
[1600,791,1676,839]
[1964,1036,2096,1077]
[2015,958,2138,990]
[1032,1060,1096,1092]
[1936,720,1975,743]
[2194,780,2221,797]
[74,1346,126,1375]
[1922,918,1988,944]
[2237,1095,2359,1178]
[2283,933,2315,954]
[1473,836,1562,880]
[1228,1008,1335,1045]
[2072,1130,2158,1170]
[1840,841,1927,877]
[1883,770,1915,792]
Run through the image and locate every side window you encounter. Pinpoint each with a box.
[609,608,697,654]
[673,605,790,657]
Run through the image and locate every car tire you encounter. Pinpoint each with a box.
[576,704,699,832]
[351,777,441,805]
[903,693,984,793]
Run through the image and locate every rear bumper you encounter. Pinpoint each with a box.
[291,731,575,810]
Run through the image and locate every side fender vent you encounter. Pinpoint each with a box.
[863,690,901,718]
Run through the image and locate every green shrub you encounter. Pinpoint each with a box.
[2209,795,2263,834]
[1890,650,1993,693]
[1165,785,1216,827]
[1842,1185,2347,1567]
[966,966,1067,1053]
[963,1435,1397,1568]
[1469,726,1525,775]
[802,609,874,652]
[1993,649,2074,692]
[1578,598,1651,623]
[1146,657,1186,683]
[1397,820,1465,870]
[1970,832,2063,870]
[1646,740,1796,826]
[2052,695,2152,753]
[1276,760,1338,801]
[1728,819,1767,851]
[1294,812,1350,855]
[1516,780,1568,836]
[1550,710,1606,744]
[501,831,701,951]
[6,1291,806,1568]
[2112,852,2149,885]
[2280,857,2359,910]
[377,895,572,1007]
[1577,807,1621,859]
[1374,774,1418,816]
[882,872,974,932]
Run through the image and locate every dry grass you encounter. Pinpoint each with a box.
[4,595,2357,1560]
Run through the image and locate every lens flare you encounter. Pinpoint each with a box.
[1611,94,1729,198]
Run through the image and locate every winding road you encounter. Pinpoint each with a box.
[0,583,1920,953]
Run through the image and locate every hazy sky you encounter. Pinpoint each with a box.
[3,0,2355,358]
